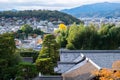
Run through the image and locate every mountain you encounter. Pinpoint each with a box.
[61,2,120,18]
[0,9,17,12]
[0,10,81,24]
[11,9,17,12]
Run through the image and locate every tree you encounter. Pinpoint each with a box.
[59,23,67,31]
[92,60,120,80]
[66,43,75,50]
[39,34,60,63]
[56,24,68,48]
[66,23,120,50]
[98,24,115,49]
[67,23,99,50]
[32,29,44,35]
[112,60,120,69]
[0,33,21,80]
[67,23,82,49]
[36,34,60,74]
[108,26,120,49]
[35,58,54,74]
[20,24,33,38]
[0,10,82,25]
[16,62,38,80]
[14,30,24,39]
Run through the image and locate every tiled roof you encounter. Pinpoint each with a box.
[62,60,99,80]
[58,56,86,64]
[57,50,120,80]
[60,49,120,68]
[60,49,120,53]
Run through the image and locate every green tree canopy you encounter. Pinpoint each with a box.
[36,34,60,74]
[16,62,38,80]
[98,24,118,49]
[0,10,82,25]
[35,58,54,74]
[0,33,21,80]
[39,34,60,63]
[56,29,68,48]
[20,24,33,34]
[67,24,99,49]
[66,23,120,50]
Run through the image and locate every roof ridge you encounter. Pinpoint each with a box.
[60,49,120,53]
[88,58,101,70]
[64,57,87,73]
[73,53,84,62]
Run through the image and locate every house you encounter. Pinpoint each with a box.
[15,39,22,46]
[62,60,99,80]
[55,49,120,80]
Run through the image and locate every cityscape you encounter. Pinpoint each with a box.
[0,17,62,34]
[1,17,120,34]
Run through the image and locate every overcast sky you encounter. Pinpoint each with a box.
[0,0,120,10]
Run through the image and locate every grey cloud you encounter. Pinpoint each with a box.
[0,1,74,9]
[1,0,120,10]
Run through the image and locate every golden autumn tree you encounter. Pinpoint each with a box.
[112,60,120,69]
[56,23,68,48]
[92,60,120,80]
[59,23,67,31]
[112,60,120,79]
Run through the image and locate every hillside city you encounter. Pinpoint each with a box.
[0,17,62,34]
[1,17,120,34]
[80,17,120,27]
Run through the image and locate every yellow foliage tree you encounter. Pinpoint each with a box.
[113,70,120,79]
[59,23,67,30]
[99,68,112,77]
[112,60,120,69]
[100,77,108,80]
[92,60,120,80]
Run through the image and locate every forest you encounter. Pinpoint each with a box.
[56,23,120,50]
[0,10,82,25]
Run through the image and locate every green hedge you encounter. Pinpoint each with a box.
[16,62,38,80]
[35,58,54,74]
[20,51,38,57]
[20,51,39,62]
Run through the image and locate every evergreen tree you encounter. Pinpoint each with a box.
[36,34,60,74]
[0,33,21,80]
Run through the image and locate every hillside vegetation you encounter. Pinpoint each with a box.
[0,10,81,24]
[56,23,120,50]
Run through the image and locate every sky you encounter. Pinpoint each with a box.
[0,0,120,11]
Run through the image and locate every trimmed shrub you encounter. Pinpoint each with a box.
[20,51,39,62]
[17,62,38,80]
[66,43,75,50]
[35,58,54,74]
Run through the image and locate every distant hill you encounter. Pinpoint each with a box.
[0,9,17,12]
[11,9,17,12]
[0,10,81,24]
[61,2,120,18]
